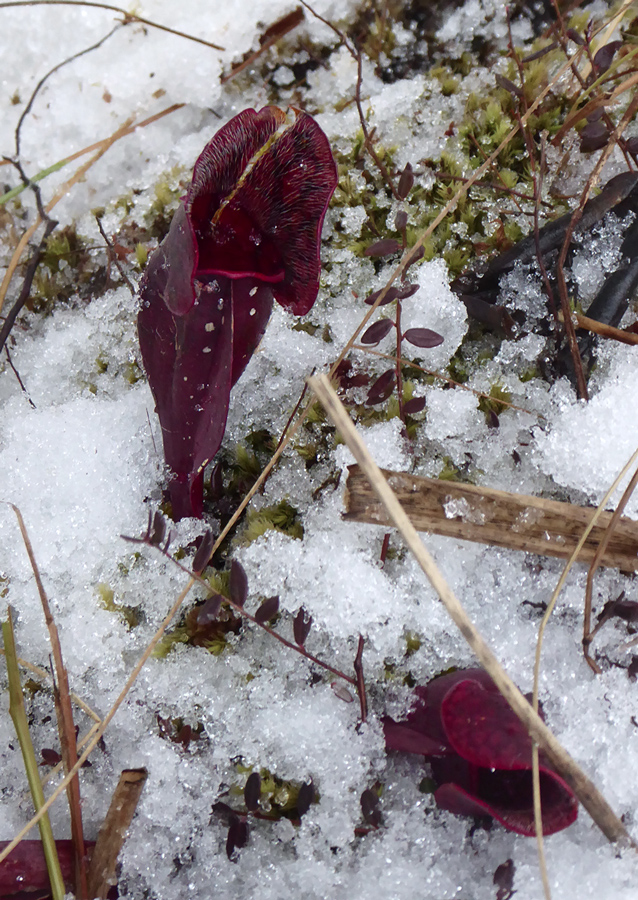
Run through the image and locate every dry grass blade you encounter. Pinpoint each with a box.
[0,577,193,866]
[344,467,638,570]
[87,769,147,899]
[559,311,638,346]
[0,650,101,722]
[0,114,135,317]
[9,504,87,898]
[308,372,635,848]
[2,610,66,900]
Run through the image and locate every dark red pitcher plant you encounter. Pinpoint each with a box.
[138,106,337,519]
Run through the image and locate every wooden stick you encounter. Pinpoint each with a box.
[308,373,635,848]
[344,466,638,571]
[87,769,147,899]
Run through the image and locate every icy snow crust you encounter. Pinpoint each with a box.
[1,2,638,899]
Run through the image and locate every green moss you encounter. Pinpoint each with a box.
[96,582,140,629]
[477,383,512,420]
[240,499,304,545]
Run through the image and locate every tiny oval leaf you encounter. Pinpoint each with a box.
[244,772,261,811]
[403,396,426,415]
[229,560,248,607]
[364,238,401,257]
[197,594,224,625]
[255,595,280,624]
[293,608,312,646]
[361,319,395,345]
[364,286,400,307]
[397,162,414,200]
[296,781,315,817]
[402,327,444,348]
[192,530,215,574]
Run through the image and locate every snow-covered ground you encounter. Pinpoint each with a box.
[2,1,638,897]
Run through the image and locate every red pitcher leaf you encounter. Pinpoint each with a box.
[0,840,95,895]
[440,679,536,770]
[138,106,337,519]
[384,669,578,836]
[361,319,395,345]
[403,327,444,348]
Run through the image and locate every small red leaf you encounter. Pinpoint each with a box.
[593,41,622,74]
[403,396,426,415]
[197,594,224,625]
[394,209,408,231]
[40,748,62,766]
[244,772,261,811]
[364,238,401,257]
[254,595,279,624]
[193,529,215,574]
[397,162,414,200]
[293,608,312,645]
[361,319,395,344]
[364,286,400,306]
[366,369,396,405]
[229,560,248,607]
[403,327,444,348]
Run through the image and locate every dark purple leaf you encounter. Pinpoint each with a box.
[211,800,236,821]
[397,162,414,200]
[394,209,408,231]
[361,318,395,344]
[366,369,396,405]
[494,858,515,900]
[487,409,500,429]
[566,28,584,45]
[626,136,638,156]
[331,682,354,702]
[40,748,62,766]
[226,815,249,860]
[495,74,522,98]
[597,596,638,624]
[593,41,623,74]
[402,327,444,348]
[192,529,215,574]
[244,772,261,811]
[138,107,338,519]
[296,781,314,817]
[293,607,312,646]
[397,282,420,300]
[229,560,248,607]
[149,510,167,546]
[197,594,224,625]
[360,789,382,827]
[403,396,426,415]
[580,120,609,153]
[364,286,400,306]
[364,238,401,257]
[254,595,279,624]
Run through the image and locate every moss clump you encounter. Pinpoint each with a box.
[240,499,304,545]
[96,583,140,629]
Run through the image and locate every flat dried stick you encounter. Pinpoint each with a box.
[87,769,147,899]
[344,467,638,571]
[308,372,634,848]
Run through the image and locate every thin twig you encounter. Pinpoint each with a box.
[4,346,36,408]
[0,1,225,50]
[95,215,135,295]
[353,635,367,724]
[308,372,636,848]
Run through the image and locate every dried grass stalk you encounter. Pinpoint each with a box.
[345,466,638,571]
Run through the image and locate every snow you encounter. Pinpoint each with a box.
[1,1,638,899]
